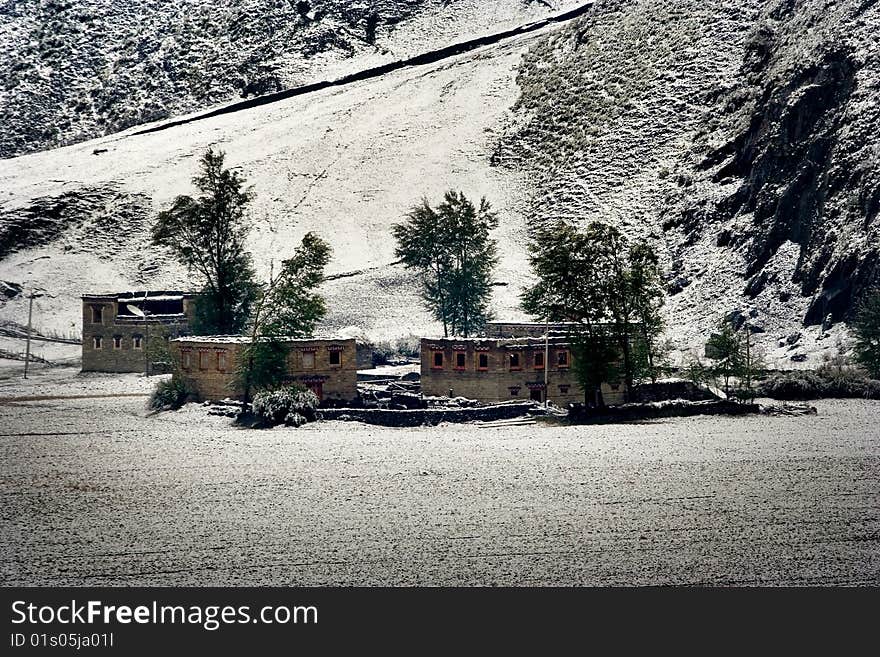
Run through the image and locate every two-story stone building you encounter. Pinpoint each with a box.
[81,291,199,373]
[419,321,627,406]
[169,336,359,403]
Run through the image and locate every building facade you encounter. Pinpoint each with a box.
[170,336,359,403]
[419,336,626,406]
[81,291,198,373]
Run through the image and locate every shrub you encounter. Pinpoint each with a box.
[149,377,188,410]
[251,385,319,426]
[394,334,421,358]
[821,369,880,399]
[757,370,880,400]
[757,372,824,400]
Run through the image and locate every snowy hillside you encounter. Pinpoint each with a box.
[496,0,880,365]
[0,15,550,350]
[0,0,584,157]
[1,0,879,369]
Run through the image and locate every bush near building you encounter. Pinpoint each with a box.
[149,378,188,410]
[251,385,319,427]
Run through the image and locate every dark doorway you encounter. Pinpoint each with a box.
[306,381,324,401]
[530,388,543,403]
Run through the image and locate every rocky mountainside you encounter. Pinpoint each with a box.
[0,0,577,158]
[1,0,879,367]
[496,0,880,362]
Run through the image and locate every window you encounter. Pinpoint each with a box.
[217,351,228,371]
[477,353,489,371]
[132,335,143,350]
[302,351,315,369]
[454,352,466,370]
[182,350,191,370]
[91,305,103,324]
[509,353,521,370]
[432,351,444,369]
[557,350,570,368]
[509,386,521,397]
[329,350,341,366]
[199,351,211,369]
[92,335,102,350]
[534,351,545,369]
[113,335,122,350]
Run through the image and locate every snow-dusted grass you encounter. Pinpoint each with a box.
[1,392,878,585]
[0,364,162,399]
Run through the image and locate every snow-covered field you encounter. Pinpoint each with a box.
[2,368,878,585]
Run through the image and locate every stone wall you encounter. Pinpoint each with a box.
[171,337,359,403]
[319,401,540,427]
[81,294,195,373]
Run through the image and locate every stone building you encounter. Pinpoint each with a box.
[419,335,626,406]
[420,320,629,406]
[170,336,359,403]
[81,291,198,373]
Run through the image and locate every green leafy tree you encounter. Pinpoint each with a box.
[393,191,499,337]
[521,221,610,325]
[627,242,667,384]
[521,220,666,405]
[570,324,621,407]
[393,199,454,334]
[705,322,745,396]
[239,232,332,406]
[152,147,258,335]
[683,351,711,388]
[854,289,880,378]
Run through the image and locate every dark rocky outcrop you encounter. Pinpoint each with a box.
[0,186,153,259]
[498,0,880,337]
[671,0,880,326]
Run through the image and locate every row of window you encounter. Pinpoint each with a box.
[508,384,572,397]
[181,350,229,372]
[431,350,569,371]
[91,335,144,350]
[178,348,344,373]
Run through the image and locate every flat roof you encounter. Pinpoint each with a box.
[82,290,199,299]
[486,321,578,326]
[171,335,356,345]
[421,336,572,346]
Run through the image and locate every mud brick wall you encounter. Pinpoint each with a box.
[420,338,626,406]
[171,338,359,403]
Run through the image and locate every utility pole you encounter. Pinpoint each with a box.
[544,317,550,408]
[744,319,752,396]
[23,290,43,379]
[143,292,151,376]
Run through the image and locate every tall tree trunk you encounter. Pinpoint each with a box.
[620,330,632,403]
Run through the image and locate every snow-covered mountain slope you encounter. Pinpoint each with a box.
[0,0,584,158]
[496,0,880,365]
[1,0,878,369]
[0,19,548,346]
